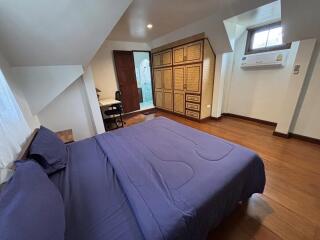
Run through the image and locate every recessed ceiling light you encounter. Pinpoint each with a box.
[147,24,153,29]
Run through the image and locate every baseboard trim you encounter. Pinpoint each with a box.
[222,113,277,126]
[210,116,223,121]
[273,131,290,138]
[200,116,213,122]
[289,133,320,145]
[123,108,156,118]
[150,110,320,145]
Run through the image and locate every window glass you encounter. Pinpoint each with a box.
[267,27,283,47]
[246,23,289,54]
[0,69,31,183]
[252,30,269,49]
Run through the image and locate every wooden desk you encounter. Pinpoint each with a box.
[56,129,74,144]
[99,98,121,107]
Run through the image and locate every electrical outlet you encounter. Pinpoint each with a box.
[293,65,300,75]
[207,105,211,108]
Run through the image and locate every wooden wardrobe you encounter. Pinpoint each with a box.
[152,38,215,120]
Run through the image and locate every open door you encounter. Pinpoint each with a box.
[113,50,140,113]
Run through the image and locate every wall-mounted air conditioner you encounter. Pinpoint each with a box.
[240,51,288,69]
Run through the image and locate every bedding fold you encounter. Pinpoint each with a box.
[95,117,265,240]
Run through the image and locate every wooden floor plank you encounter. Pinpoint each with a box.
[123,111,320,240]
[314,226,320,240]
[245,194,317,240]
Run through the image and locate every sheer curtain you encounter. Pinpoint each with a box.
[0,69,31,184]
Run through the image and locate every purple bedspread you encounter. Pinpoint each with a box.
[95,117,266,240]
[50,138,144,240]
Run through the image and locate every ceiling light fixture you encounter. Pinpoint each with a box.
[147,24,153,29]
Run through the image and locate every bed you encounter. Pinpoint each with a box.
[1,117,266,240]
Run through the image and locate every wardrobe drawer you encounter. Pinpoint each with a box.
[186,102,200,111]
[186,94,200,103]
[186,110,200,119]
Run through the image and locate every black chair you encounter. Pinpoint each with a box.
[115,90,126,124]
[103,103,124,131]
[115,90,122,101]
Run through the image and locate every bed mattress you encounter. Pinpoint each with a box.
[51,117,265,240]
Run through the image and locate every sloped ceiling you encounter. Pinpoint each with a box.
[1,0,319,66]
[12,66,84,114]
[109,0,275,42]
[223,1,281,50]
[282,0,320,43]
[108,0,274,52]
[0,0,132,66]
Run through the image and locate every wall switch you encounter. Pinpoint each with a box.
[293,65,300,75]
[207,104,211,108]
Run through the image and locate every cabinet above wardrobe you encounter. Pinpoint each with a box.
[152,37,215,121]
[152,49,172,68]
[173,40,203,65]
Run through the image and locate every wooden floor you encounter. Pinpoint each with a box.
[123,110,320,240]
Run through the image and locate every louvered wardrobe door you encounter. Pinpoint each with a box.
[153,69,162,90]
[174,91,185,114]
[161,50,172,67]
[163,91,173,111]
[162,68,172,90]
[162,68,173,111]
[185,63,202,94]
[152,53,161,68]
[173,66,184,91]
[173,46,184,65]
[185,41,203,63]
[154,90,163,108]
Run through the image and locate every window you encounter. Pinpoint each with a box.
[0,69,30,183]
[245,22,291,55]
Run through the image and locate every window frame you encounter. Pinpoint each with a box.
[245,22,291,55]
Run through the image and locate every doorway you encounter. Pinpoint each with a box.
[113,50,140,113]
[133,51,154,110]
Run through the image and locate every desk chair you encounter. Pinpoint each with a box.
[103,103,124,131]
[115,90,126,124]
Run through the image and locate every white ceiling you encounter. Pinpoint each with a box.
[108,0,275,43]
[1,0,319,67]
[0,0,132,66]
[282,0,320,43]
[225,1,281,29]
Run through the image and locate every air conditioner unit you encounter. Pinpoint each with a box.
[240,51,287,68]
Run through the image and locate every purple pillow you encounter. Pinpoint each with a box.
[29,126,67,174]
[0,160,65,240]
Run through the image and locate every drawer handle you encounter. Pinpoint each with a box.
[187,96,199,101]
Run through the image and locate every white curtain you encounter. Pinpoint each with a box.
[0,69,30,184]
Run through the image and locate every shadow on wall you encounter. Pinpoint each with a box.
[37,78,95,140]
[290,42,320,131]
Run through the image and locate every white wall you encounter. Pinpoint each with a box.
[291,43,320,139]
[275,39,316,134]
[211,54,224,118]
[90,40,150,99]
[0,51,39,130]
[4,63,98,139]
[82,66,105,134]
[12,65,83,114]
[221,32,319,140]
[37,77,95,140]
[222,31,299,123]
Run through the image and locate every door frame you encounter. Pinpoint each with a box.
[113,50,140,113]
[132,50,155,106]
